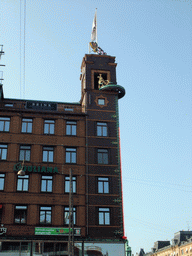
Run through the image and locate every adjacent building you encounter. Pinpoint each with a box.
[0,53,127,255]
[144,231,192,256]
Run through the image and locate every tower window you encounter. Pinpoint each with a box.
[97,122,107,136]
[94,72,108,90]
[99,208,110,225]
[98,98,105,105]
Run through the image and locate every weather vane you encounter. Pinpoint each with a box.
[89,9,107,55]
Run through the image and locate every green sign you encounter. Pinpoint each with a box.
[35,227,81,236]
[14,164,59,174]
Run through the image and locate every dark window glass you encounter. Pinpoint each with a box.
[97,122,107,136]
[97,149,108,164]
[64,207,76,225]
[66,121,77,136]
[0,145,8,160]
[40,206,51,224]
[21,118,33,133]
[98,177,109,193]
[0,117,10,132]
[0,174,5,190]
[41,176,53,192]
[65,176,76,193]
[99,208,110,225]
[44,120,55,134]
[19,145,31,161]
[17,175,29,191]
[14,206,27,224]
[65,148,76,164]
[42,147,54,162]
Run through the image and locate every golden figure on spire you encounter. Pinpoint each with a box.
[97,74,109,88]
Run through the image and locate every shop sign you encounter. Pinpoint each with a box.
[35,227,81,236]
[0,226,7,235]
[26,101,57,111]
[14,164,59,174]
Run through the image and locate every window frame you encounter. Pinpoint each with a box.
[99,207,110,225]
[17,175,29,192]
[21,118,33,133]
[0,144,8,161]
[66,121,77,136]
[65,176,76,193]
[97,122,108,137]
[44,120,55,135]
[98,177,109,194]
[0,117,10,132]
[42,146,54,163]
[41,175,53,193]
[39,206,52,225]
[14,205,27,224]
[98,98,105,105]
[0,174,5,191]
[97,148,109,164]
[64,206,76,225]
[19,145,31,162]
[65,148,77,164]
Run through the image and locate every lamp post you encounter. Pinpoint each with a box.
[68,168,74,256]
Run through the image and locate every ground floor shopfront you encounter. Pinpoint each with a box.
[0,239,126,256]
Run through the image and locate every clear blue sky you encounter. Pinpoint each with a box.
[1,0,192,254]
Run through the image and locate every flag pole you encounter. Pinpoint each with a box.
[96,8,97,44]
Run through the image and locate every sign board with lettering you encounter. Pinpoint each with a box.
[35,227,81,236]
[0,226,7,235]
[26,101,57,111]
[14,164,59,174]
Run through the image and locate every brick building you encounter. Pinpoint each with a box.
[0,53,126,255]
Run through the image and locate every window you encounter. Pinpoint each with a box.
[97,122,107,136]
[66,121,77,136]
[41,176,53,192]
[64,207,76,225]
[40,206,51,224]
[98,177,109,193]
[0,117,10,132]
[21,118,33,133]
[66,148,77,164]
[17,175,29,191]
[97,149,108,164]
[0,174,5,190]
[42,147,54,162]
[14,206,27,224]
[44,120,55,134]
[19,145,31,161]
[94,72,108,90]
[0,144,8,160]
[65,176,76,193]
[98,98,105,105]
[99,208,110,225]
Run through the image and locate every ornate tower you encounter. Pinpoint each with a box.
[80,54,126,241]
